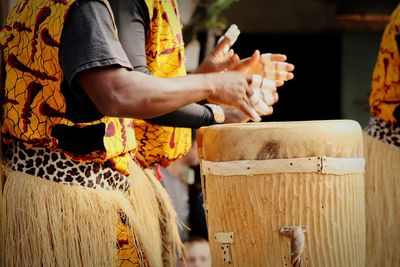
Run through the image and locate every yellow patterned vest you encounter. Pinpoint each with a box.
[133,0,191,168]
[370,4,400,124]
[0,0,136,175]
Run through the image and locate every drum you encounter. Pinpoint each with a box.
[197,120,365,267]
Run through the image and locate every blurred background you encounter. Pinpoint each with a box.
[179,0,399,127]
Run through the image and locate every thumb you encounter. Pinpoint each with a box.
[244,50,260,67]
[250,50,261,63]
[234,50,261,73]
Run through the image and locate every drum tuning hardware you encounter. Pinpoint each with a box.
[279,226,307,267]
[215,232,234,264]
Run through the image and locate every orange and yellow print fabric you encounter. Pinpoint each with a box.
[133,0,191,168]
[116,214,149,267]
[0,0,137,174]
[370,4,400,124]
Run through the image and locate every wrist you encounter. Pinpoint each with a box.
[204,103,225,124]
[203,73,217,99]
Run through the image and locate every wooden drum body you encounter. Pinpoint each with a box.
[197,120,365,267]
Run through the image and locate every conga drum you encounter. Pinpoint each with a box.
[197,120,366,267]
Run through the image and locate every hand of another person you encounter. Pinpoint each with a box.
[196,25,240,74]
[206,71,261,122]
[234,52,294,87]
[262,53,294,86]
[232,50,263,75]
[196,37,240,74]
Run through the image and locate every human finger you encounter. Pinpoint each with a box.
[217,33,231,48]
[260,87,277,98]
[262,53,287,62]
[238,94,262,122]
[218,24,240,46]
[241,50,261,70]
[254,101,271,115]
[213,50,240,71]
[273,91,279,102]
[251,76,277,93]
[265,61,295,72]
[251,74,262,88]
[234,50,262,74]
[265,106,274,116]
[211,37,232,57]
[237,79,259,120]
[261,78,277,91]
[250,88,271,115]
[275,80,284,87]
[221,51,240,71]
[260,89,277,106]
[231,53,240,65]
[245,84,254,100]
[223,53,240,71]
[265,71,294,81]
[250,74,277,94]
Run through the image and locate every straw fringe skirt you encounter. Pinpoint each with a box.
[0,161,182,267]
[0,164,3,238]
[126,162,183,267]
[364,133,400,267]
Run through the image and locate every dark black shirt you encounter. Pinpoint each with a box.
[59,0,132,123]
[56,0,134,154]
[109,0,216,127]
[109,0,150,74]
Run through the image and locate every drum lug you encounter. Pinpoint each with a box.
[215,232,234,264]
[279,226,307,267]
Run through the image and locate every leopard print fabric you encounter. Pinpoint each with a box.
[366,117,400,147]
[5,142,131,192]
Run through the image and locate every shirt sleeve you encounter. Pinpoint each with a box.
[59,0,133,86]
[110,0,150,74]
[145,103,216,129]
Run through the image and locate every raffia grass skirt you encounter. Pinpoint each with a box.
[364,133,400,267]
[0,161,182,267]
[0,164,3,236]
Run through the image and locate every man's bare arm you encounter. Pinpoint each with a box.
[78,67,259,121]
